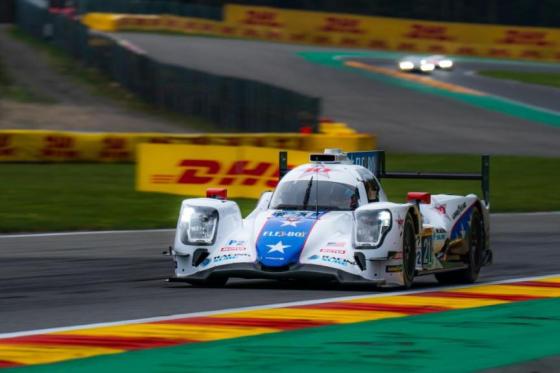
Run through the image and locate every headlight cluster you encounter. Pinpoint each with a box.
[180,205,219,245]
[355,209,392,248]
[399,61,414,70]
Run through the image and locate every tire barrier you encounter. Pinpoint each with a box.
[0,127,375,163]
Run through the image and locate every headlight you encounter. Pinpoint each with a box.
[355,209,392,248]
[438,59,453,69]
[179,205,218,245]
[399,61,414,70]
[420,63,435,72]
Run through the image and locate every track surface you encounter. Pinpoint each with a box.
[114,33,560,156]
[1,213,559,334]
[360,57,560,112]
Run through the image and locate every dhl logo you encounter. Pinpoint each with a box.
[99,137,130,160]
[321,17,364,34]
[242,10,281,27]
[405,24,454,41]
[0,134,15,156]
[41,135,79,158]
[151,159,293,188]
[497,30,553,46]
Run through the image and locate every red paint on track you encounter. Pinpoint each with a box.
[0,335,193,350]
[0,361,22,368]
[297,302,451,315]
[417,291,544,302]
[508,281,560,288]
[159,317,335,330]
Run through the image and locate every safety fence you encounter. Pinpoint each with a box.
[84,4,560,62]
[0,127,375,163]
[0,0,15,23]
[15,0,321,133]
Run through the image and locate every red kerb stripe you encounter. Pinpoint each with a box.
[507,281,560,288]
[158,317,335,330]
[0,335,193,350]
[416,291,544,302]
[297,302,451,315]
[0,360,22,368]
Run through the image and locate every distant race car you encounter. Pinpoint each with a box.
[398,55,435,73]
[168,149,492,288]
[426,55,455,70]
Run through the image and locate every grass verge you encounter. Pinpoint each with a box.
[478,70,560,89]
[7,26,214,131]
[0,55,55,103]
[0,154,558,233]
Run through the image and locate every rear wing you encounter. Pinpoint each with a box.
[279,150,490,208]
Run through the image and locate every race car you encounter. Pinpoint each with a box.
[426,54,455,70]
[397,55,435,73]
[168,149,492,288]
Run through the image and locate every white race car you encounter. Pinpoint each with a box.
[426,55,455,70]
[398,55,435,73]
[168,149,492,288]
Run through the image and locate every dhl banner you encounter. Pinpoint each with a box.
[83,7,560,62]
[0,129,374,162]
[136,144,310,198]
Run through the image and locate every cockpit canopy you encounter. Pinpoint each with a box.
[269,179,359,211]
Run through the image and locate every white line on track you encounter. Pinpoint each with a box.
[0,272,558,340]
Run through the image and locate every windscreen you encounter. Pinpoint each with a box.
[270,179,359,211]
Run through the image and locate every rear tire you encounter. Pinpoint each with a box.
[401,214,416,289]
[436,208,483,285]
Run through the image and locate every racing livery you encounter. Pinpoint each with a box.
[169,149,492,288]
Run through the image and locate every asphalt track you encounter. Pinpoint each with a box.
[359,57,560,112]
[114,33,560,156]
[1,213,559,334]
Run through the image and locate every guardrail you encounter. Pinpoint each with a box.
[15,0,321,133]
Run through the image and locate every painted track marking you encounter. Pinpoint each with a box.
[1,274,559,368]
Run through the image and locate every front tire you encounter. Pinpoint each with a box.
[436,208,484,284]
[402,214,416,289]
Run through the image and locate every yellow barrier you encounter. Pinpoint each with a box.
[0,129,375,162]
[82,8,560,62]
[137,144,310,198]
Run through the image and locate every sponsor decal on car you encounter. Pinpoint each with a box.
[308,255,356,267]
[262,231,306,238]
[212,253,251,263]
[452,202,467,220]
[385,265,403,273]
[319,248,346,255]
[220,239,247,252]
[434,228,447,241]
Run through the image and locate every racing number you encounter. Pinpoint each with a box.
[421,236,433,267]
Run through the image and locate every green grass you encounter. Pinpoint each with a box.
[478,70,560,89]
[0,55,55,103]
[7,26,214,131]
[0,154,558,232]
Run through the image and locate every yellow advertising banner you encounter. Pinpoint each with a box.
[0,130,374,163]
[136,144,310,198]
[83,8,560,61]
